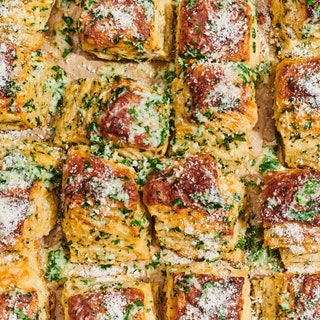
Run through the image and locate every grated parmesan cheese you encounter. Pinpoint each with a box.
[203,1,249,59]
[0,196,29,239]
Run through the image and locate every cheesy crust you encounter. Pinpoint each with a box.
[78,0,173,61]
[164,262,251,320]
[261,168,320,255]
[62,145,151,264]
[62,276,159,320]
[274,57,320,169]
[176,0,259,68]
[143,154,246,261]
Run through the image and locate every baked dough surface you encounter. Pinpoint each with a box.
[0,42,69,130]
[164,262,251,320]
[79,0,173,61]
[274,57,320,169]
[143,154,246,261]
[176,0,259,68]
[272,0,320,58]
[0,0,55,50]
[62,276,159,320]
[252,272,320,319]
[0,140,61,251]
[54,68,171,159]
[261,168,320,257]
[171,62,257,167]
[0,248,51,319]
[62,145,151,264]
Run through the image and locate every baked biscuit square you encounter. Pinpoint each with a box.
[62,276,159,320]
[272,0,320,58]
[0,0,55,51]
[274,57,320,169]
[62,145,151,264]
[143,154,246,262]
[0,249,51,319]
[261,168,320,262]
[0,140,62,251]
[164,262,251,320]
[0,42,69,130]
[54,73,171,159]
[176,0,259,68]
[171,62,257,167]
[78,0,173,61]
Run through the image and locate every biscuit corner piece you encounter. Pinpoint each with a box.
[0,249,51,319]
[164,262,251,319]
[252,272,320,319]
[0,140,62,252]
[0,41,69,130]
[62,276,159,320]
[78,0,173,61]
[272,0,320,58]
[62,145,151,264]
[176,0,259,68]
[0,0,55,51]
[274,57,320,169]
[54,74,171,159]
[261,168,320,270]
[143,154,246,262]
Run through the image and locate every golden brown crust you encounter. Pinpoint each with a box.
[143,154,246,261]
[0,41,69,130]
[67,288,145,320]
[143,155,228,225]
[64,150,138,214]
[275,273,320,319]
[96,78,170,152]
[54,73,171,159]
[79,0,172,60]
[80,0,151,49]
[0,291,39,319]
[164,262,251,320]
[0,0,55,51]
[271,0,320,58]
[183,63,257,128]
[0,140,61,252]
[62,277,159,320]
[177,0,257,66]
[261,168,320,254]
[0,42,16,100]
[0,188,32,250]
[274,57,320,168]
[275,58,320,122]
[0,42,29,119]
[261,169,320,226]
[170,62,257,167]
[0,249,51,319]
[62,145,151,264]
[170,274,244,320]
